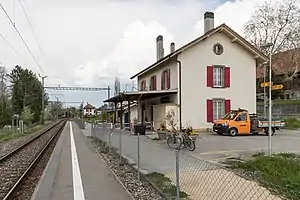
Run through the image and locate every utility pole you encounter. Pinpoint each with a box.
[263,65,266,119]
[39,74,47,124]
[55,96,59,120]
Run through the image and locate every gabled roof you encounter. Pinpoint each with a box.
[130,23,268,79]
[256,48,300,78]
[83,103,95,109]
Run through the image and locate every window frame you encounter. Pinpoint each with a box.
[161,68,170,90]
[213,65,225,88]
[212,98,225,121]
[140,80,146,91]
[150,75,157,90]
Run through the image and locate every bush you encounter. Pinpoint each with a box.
[231,154,300,199]
[284,117,300,129]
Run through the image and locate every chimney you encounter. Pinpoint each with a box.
[156,35,164,60]
[204,11,214,34]
[170,42,175,53]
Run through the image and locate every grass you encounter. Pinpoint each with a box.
[0,121,53,142]
[284,117,300,129]
[146,172,189,200]
[228,153,300,199]
[257,99,300,105]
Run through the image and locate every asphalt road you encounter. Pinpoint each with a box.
[92,124,300,173]
[190,129,300,162]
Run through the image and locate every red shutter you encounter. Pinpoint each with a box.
[167,69,171,89]
[153,76,157,90]
[206,99,213,123]
[140,81,143,91]
[224,67,230,88]
[207,66,213,87]
[225,99,231,114]
[161,73,164,90]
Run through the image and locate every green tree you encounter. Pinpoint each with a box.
[21,106,34,125]
[0,66,12,127]
[10,65,46,123]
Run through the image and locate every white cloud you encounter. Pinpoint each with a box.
[193,0,264,38]
[0,0,283,106]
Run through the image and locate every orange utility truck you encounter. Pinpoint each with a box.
[213,108,285,137]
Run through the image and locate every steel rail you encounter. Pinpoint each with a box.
[0,120,64,162]
[2,120,67,200]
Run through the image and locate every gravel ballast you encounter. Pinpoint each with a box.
[91,137,166,200]
[0,121,64,199]
[0,123,55,158]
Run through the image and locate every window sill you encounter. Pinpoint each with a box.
[212,86,226,88]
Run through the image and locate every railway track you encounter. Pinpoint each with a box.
[0,120,67,200]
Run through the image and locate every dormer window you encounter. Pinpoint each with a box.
[140,80,147,91]
[150,75,157,90]
[161,68,170,90]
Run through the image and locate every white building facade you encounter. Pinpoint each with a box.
[129,12,267,130]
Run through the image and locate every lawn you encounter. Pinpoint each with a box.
[228,153,300,200]
[284,117,300,129]
[0,121,53,142]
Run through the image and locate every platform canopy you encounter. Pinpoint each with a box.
[103,89,178,103]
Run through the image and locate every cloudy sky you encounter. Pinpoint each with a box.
[0,0,266,107]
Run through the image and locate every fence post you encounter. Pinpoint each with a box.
[119,129,122,165]
[109,123,113,149]
[137,132,140,182]
[175,149,180,200]
[91,122,93,137]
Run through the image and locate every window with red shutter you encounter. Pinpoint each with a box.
[167,68,171,89]
[161,72,164,90]
[150,75,157,90]
[206,99,213,122]
[140,80,146,91]
[153,75,157,90]
[224,67,230,88]
[207,66,213,87]
[225,99,231,113]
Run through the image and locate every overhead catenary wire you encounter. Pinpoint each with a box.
[17,0,44,55]
[0,32,20,56]
[0,3,45,75]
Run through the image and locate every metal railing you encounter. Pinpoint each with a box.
[89,122,295,200]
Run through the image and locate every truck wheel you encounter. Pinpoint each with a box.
[217,131,223,135]
[229,128,238,137]
[265,128,275,136]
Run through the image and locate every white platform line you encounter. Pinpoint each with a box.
[70,121,86,200]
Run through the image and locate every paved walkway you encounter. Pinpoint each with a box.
[91,124,280,200]
[32,121,132,200]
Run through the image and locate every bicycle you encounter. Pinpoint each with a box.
[167,128,197,151]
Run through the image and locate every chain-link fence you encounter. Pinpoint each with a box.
[89,122,296,200]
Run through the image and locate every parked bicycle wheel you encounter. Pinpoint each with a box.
[167,134,182,149]
[183,138,196,151]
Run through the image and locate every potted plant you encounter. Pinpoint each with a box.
[157,123,167,140]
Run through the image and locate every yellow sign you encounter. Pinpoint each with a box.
[271,84,284,90]
[260,82,273,87]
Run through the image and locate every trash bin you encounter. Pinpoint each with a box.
[134,124,146,135]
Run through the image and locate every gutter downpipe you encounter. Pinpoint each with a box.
[176,59,182,132]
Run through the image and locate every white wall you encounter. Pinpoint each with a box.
[84,109,95,116]
[130,105,138,122]
[178,32,256,129]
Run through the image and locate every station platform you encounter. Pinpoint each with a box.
[31,121,132,200]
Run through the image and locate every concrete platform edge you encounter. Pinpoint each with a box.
[30,124,66,200]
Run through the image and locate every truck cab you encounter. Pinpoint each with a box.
[213,109,251,136]
[213,108,284,137]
